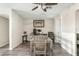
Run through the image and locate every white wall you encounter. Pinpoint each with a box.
[53,4,79,56]
[76,10,79,33]
[0,16,9,47]
[54,16,61,43]
[9,9,24,50]
[43,19,54,33]
[60,4,77,56]
[24,19,54,41]
[24,19,33,35]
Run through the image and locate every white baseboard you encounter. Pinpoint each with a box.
[9,41,22,50]
[0,41,9,47]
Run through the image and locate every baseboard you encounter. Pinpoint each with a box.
[0,41,9,47]
[9,41,22,50]
[61,45,73,56]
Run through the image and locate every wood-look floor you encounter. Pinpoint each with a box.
[0,42,72,56]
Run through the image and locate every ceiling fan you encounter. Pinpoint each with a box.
[32,3,58,12]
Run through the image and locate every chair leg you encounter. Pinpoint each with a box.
[34,51,36,56]
[33,48,36,56]
[45,53,46,56]
[49,48,53,56]
[30,42,32,56]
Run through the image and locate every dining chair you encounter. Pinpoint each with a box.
[33,35,47,56]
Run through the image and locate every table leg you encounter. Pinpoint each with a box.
[22,36,24,43]
[25,36,27,42]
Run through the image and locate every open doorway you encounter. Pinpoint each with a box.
[0,16,9,50]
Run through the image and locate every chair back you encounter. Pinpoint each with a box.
[33,35,47,51]
[33,35,48,41]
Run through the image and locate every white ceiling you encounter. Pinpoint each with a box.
[0,3,74,19]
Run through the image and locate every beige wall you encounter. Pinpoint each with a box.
[0,16,9,47]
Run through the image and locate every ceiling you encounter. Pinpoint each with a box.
[0,3,74,19]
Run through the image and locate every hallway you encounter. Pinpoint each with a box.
[0,42,71,56]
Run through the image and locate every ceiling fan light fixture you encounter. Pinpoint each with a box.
[43,8,47,12]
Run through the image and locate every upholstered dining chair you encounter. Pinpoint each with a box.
[33,35,47,56]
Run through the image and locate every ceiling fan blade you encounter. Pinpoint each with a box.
[34,3,42,5]
[32,6,38,11]
[45,3,58,5]
[46,6,52,9]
